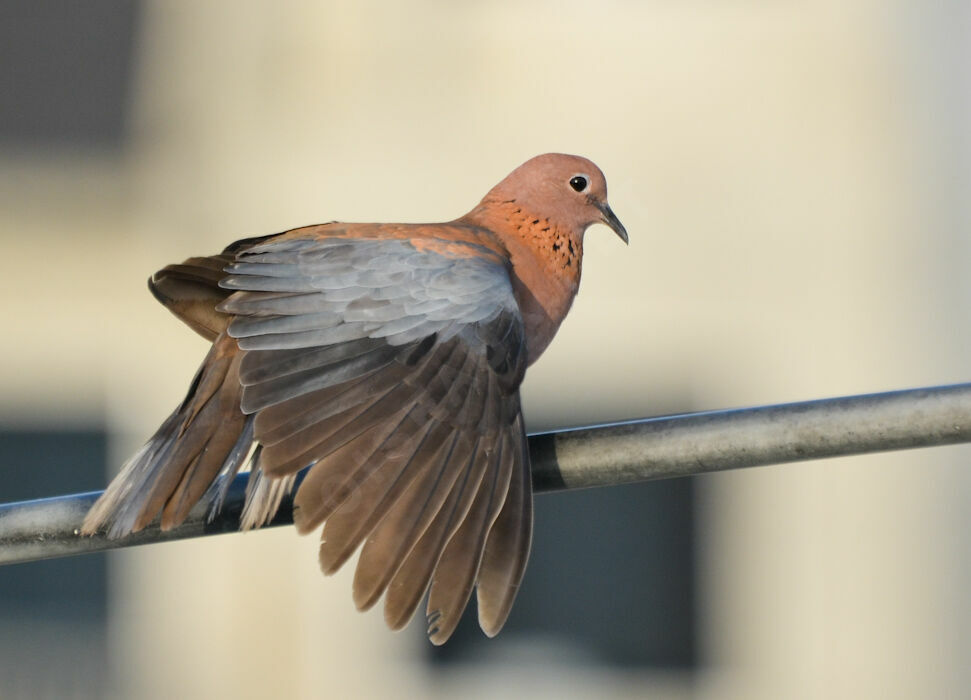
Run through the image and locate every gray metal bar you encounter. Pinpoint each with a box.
[529,381,971,490]
[3,382,971,566]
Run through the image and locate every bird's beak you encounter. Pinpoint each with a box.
[596,201,628,244]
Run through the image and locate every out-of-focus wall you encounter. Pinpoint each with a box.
[2,1,969,698]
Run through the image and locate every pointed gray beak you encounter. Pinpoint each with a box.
[597,202,628,244]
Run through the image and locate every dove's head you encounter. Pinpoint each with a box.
[478,153,628,244]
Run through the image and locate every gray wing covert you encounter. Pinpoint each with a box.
[217,235,532,643]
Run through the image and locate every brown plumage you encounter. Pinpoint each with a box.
[82,153,627,644]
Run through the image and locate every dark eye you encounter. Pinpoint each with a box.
[569,176,588,192]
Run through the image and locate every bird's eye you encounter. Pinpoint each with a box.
[569,175,588,192]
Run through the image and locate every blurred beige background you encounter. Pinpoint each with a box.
[2,1,970,698]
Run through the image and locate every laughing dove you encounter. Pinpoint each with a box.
[83,153,628,644]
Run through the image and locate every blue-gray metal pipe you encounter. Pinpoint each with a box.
[2,382,970,566]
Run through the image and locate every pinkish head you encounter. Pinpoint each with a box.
[484,153,628,243]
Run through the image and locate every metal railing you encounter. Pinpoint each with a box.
[2,382,970,566]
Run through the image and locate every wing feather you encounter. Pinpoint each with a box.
[382,435,489,630]
[353,353,484,610]
[162,232,534,643]
[425,430,514,645]
[475,413,533,636]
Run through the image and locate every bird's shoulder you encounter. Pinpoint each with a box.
[246,221,510,265]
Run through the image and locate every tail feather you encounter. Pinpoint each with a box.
[82,333,252,538]
[82,410,184,538]
[203,423,257,520]
[239,461,296,531]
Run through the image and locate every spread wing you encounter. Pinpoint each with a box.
[217,233,533,643]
